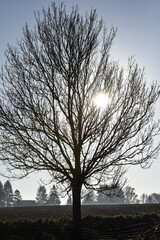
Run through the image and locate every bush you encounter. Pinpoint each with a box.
[0,218,72,240]
[0,214,159,239]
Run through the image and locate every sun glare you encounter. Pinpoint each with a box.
[93,92,110,109]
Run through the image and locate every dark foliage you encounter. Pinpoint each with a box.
[0,214,159,239]
[0,218,72,240]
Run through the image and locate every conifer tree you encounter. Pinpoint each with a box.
[0,181,4,207]
[48,185,61,205]
[13,189,22,206]
[4,180,13,207]
[36,186,47,205]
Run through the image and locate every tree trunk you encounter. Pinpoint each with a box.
[72,182,82,240]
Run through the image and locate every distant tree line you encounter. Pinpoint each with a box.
[1,180,160,207]
[36,185,61,205]
[0,181,61,207]
[80,185,160,205]
[0,180,22,207]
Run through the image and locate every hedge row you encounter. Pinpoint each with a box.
[0,217,72,240]
[83,213,160,230]
[0,213,159,240]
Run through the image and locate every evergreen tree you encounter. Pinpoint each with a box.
[36,186,47,205]
[4,180,13,207]
[0,181,4,207]
[48,185,61,205]
[13,189,22,206]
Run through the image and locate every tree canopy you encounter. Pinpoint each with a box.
[0,2,159,239]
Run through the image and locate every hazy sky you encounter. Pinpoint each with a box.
[0,0,160,202]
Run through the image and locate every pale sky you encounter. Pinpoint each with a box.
[0,0,160,202]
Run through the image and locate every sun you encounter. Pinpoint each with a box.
[93,92,110,109]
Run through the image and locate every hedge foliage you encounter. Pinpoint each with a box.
[82,213,160,230]
[0,213,159,239]
[0,217,72,240]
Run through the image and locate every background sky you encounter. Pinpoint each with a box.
[0,0,160,203]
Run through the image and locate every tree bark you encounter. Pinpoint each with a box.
[72,182,82,240]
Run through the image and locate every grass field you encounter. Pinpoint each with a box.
[0,203,160,220]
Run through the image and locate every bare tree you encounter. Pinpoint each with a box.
[124,186,138,204]
[82,189,96,205]
[97,184,125,204]
[0,2,159,239]
[140,193,148,204]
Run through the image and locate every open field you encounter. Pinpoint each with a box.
[0,203,160,220]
